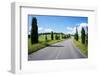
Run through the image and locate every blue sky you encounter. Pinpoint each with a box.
[28,15,88,34]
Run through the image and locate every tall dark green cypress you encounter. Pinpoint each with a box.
[55,33,58,40]
[74,27,79,41]
[86,26,88,45]
[45,34,47,41]
[81,27,85,44]
[31,17,38,44]
[51,31,53,40]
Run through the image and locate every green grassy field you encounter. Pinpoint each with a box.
[28,34,67,54]
[73,39,88,56]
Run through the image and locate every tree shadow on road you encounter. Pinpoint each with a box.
[48,45,64,47]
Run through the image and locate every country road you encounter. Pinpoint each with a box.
[28,39,87,61]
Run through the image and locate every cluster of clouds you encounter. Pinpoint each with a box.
[38,27,53,33]
[66,23,88,35]
[28,23,88,35]
[28,26,53,34]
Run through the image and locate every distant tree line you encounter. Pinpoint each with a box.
[38,32,64,35]
[44,31,71,41]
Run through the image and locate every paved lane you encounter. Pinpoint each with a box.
[28,39,87,61]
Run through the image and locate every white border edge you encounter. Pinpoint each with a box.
[11,2,21,74]
[11,2,15,73]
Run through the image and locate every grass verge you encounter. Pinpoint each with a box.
[73,40,88,56]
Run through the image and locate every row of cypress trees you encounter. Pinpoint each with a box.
[74,26,88,45]
[45,32,66,41]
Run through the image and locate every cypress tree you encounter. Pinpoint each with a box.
[45,34,47,41]
[74,27,79,41]
[51,31,53,40]
[31,17,38,44]
[86,26,88,45]
[55,34,58,40]
[81,27,85,44]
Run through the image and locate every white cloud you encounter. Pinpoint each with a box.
[28,26,53,34]
[80,22,87,26]
[39,27,53,33]
[28,31,30,35]
[69,27,76,34]
[44,28,53,32]
[70,23,88,36]
[73,27,77,34]
[66,27,73,31]
[29,25,31,31]
[78,23,87,31]
[66,26,76,34]
[38,27,44,33]
[65,23,88,35]
[78,23,88,35]
[28,25,31,35]
[38,27,43,31]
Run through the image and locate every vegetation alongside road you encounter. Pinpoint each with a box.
[74,26,88,56]
[73,39,88,56]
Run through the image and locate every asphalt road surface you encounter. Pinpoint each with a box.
[28,39,87,61]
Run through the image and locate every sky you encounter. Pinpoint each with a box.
[28,15,88,35]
